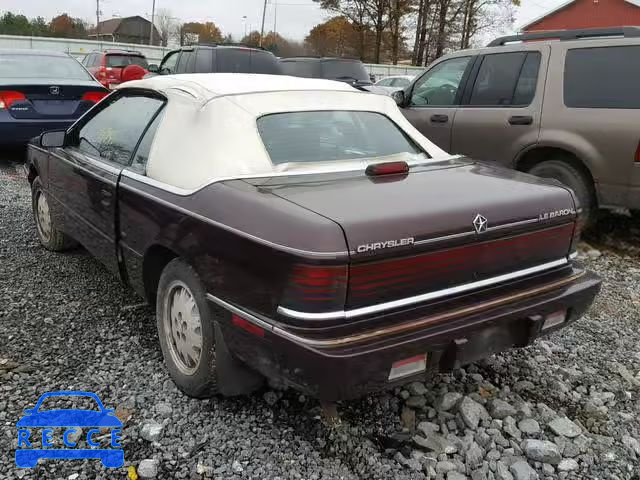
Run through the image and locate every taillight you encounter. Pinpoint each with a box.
[96,67,107,79]
[366,161,409,176]
[0,90,26,109]
[635,141,640,163]
[82,91,108,104]
[281,264,348,314]
[569,217,582,258]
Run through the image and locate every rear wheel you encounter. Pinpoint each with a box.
[527,160,594,226]
[31,177,75,251]
[156,258,218,398]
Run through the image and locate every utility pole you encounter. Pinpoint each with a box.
[150,0,156,45]
[96,0,100,39]
[273,0,278,37]
[259,0,268,47]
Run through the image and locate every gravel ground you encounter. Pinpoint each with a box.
[1,152,639,480]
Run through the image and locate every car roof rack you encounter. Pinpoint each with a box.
[187,43,266,50]
[487,26,640,47]
[102,49,144,55]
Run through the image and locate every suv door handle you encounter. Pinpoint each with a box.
[430,114,449,123]
[508,115,533,125]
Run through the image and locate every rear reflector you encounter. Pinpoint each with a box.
[388,354,427,381]
[82,91,108,103]
[0,90,26,109]
[542,309,567,330]
[365,161,409,176]
[232,314,265,337]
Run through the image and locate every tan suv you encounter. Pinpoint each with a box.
[394,27,640,220]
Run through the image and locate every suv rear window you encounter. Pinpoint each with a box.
[106,54,148,68]
[564,46,640,108]
[257,111,425,165]
[321,60,370,83]
[280,60,320,78]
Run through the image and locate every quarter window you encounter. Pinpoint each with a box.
[410,57,471,106]
[131,110,164,173]
[75,95,164,166]
[470,52,529,106]
[564,46,640,108]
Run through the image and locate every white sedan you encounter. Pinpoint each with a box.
[374,75,415,94]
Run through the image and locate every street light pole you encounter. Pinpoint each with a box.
[150,0,156,45]
[96,0,100,39]
[259,0,268,47]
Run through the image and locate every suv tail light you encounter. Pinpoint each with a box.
[82,92,108,104]
[96,66,107,80]
[280,264,348,314]
[0,91,26,109]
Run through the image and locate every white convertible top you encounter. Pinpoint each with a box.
[120,74,450,190]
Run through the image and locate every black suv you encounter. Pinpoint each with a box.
[148,45,281,76]
[279,57,373,88]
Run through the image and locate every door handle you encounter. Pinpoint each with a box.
[508,115,533,125]
[430,114,449,123]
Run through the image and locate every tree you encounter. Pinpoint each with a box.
[49,14,88,39]
[155,8,179,46]
[30,16,50,37]
[180,21,223,45]
[305,17,358,57]
[0,12,32,35]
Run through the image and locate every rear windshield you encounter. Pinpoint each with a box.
[106,54,149,68]
[321,60,370,83]
[0,54,92,80]
[280,60,321,78]
[216,49,279,74]
[257,111,425,165]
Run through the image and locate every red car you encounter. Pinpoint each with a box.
[81,49,149,90]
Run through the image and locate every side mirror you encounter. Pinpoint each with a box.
[40,130,66,148]
[391,89,406,107]
[147,64,159,73]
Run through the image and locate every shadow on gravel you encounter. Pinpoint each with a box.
[0,145,27,164]
[584,211,640,255]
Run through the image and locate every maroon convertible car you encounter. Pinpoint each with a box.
[26,74,601,401]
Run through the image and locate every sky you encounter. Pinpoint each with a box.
[0,0,567,41]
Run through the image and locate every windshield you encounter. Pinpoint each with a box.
[257,111,426,165]
[0,54,92,80]
[321,60,370,83]
[106,54,148,68]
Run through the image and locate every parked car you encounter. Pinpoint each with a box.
[393,27,640,222]
[279,57,375,89]
[0,49,108,146]
[82,49,149,89]
[25,74,600,401]
[146,44,281,76]
[374,75,414,94]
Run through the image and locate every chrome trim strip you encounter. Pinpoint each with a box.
[118,181,350,259]
[413,218,540,247]
[277,257,569,321]
[569,251,578,259]
[120,156,463,197]
[209,268,586,348]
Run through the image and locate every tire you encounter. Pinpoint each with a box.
[527,160,594,225]
[31,177,76,251]
[156,258,218,398]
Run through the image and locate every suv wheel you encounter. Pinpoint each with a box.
[527,160,594,225]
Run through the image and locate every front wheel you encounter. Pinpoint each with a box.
[31,177,75,251]
[156,258,218,398]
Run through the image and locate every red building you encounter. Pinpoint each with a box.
[522,0,640,32]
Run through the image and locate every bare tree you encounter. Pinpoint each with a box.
[155,8,179,46]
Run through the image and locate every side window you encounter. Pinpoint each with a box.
[377,78,393,86]
[160,51,180,74]
[512,52,541,106]
[176,50,194,73]
[564,45,640,108]
[195,49,214,73]
[75,95,165,166]
[410,57,471,106]
[469,52,527,106]
[130,110,164,173]
[216,49,250,73]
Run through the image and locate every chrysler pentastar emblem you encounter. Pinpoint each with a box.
[473,214,488,233]
[50,86,60,95]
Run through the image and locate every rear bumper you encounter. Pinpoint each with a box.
[212,267,601,401]
[0,118,74,145]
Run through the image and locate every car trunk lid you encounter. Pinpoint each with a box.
[2,80,107,119]
[264,159,577,310]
